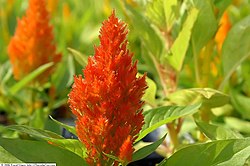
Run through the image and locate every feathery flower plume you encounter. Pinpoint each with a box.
[8,0,61,82]
[215,11,231,53]
[68,11,147,165]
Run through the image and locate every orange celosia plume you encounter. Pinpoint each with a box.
[215,11,231,53]
[68,11,147,165]
[8,0,61,82]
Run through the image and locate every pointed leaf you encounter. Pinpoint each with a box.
[138,74,157,106]
[49,115,77,136]
[132,134,166,162]
[0,61,12,86]
[47,139,87,159]
[191,0,217,54]
[136,103,201,142]
[103,152,121,162]
[196,121,243,140]
[164,0,178,29]
[126,5,165,62]
[220,16,250,89]
[169,88,229,108]
[5,125,86,159]
[146,0,166,29]
[6,125,64,139]
[68,47,88,67]
[168,8,199,71]
[159,138,250,166]
[224,117,250,134]
[9,62,54,94]
[231,89,250,120]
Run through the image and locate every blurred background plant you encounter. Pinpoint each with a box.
[0,0,250,165]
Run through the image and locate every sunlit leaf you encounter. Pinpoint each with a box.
[136,103,201,142]
[164,0,178,29]
[145,0,178,29]
[158,138,250,166]
[138,74,157,106]
[169,88,229,108]
[146,0,166,29]
[168,7,199,71]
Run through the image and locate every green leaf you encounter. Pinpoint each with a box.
[191,0,217,54]
[224,117,250,134]
[0,138,87,166]
[196,121,243,140]
[5,125,87,159]
[138,74,157,106]
[168,7,199,71]
[52,56,74,93]
[29,108,48,129]
[136,103,201,142]
[9,62,54,94]
[47,139,87,159]
[145,0,178,30]
[103,152,121,162]
[231,89,250,120]
[0,146,23,163]
[49,115,77,136]
[132,134,166,162]
[214,0,231,19]
[164,0,178,29]
[146,0,166,29]
[126,5,165,62]
[6,125,64,139]
[66,54,75,87]
[220,16,250,89]
[241,60,250,94]
[0,61,12,86]
[68,47,88,67]
[169,88,229,108]
[158,138,250,166]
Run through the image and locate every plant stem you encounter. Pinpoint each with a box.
[192,38,201,85]
[167,122,179,150]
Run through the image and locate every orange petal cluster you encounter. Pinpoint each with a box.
[68,11,147,165]
[215,11,231,53]
[8,0,61,82]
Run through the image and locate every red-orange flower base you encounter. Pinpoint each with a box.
[8,0,61,82]
[68,11,147,165]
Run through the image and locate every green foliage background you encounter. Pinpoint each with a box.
[0,0,250,165]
